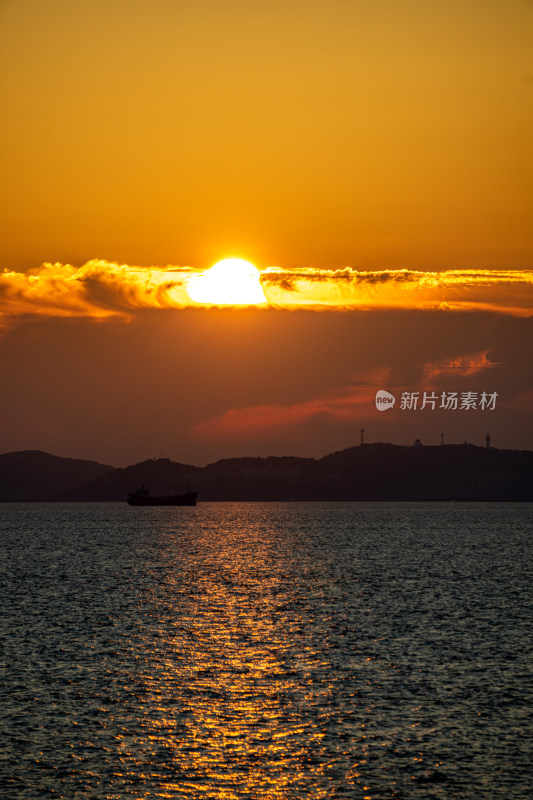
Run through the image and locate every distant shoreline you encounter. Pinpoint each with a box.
[2,444,532,503]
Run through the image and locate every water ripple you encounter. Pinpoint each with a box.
[0,502,531,798]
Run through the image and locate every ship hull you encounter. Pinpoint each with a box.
[127,492,198,506]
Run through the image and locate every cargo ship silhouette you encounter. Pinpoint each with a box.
[127,483,198,506]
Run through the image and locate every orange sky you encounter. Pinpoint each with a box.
[0,1,532,464]
[1,0,532,271]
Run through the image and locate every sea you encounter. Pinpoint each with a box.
[0,502,531,799]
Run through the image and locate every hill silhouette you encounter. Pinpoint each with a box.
[0,450,114,501]
[2,444,532,502]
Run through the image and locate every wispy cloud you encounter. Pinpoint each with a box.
[192,369,392,439]
[0,260,191,320]
[191,348,506,441]
[192,391,371,439]
[0,261,531,321]
[421,350,499,382]
[261,267,533,315]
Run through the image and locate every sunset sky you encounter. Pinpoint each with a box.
[1,0,532,466]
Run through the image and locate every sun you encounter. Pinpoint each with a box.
[186,258,267,305]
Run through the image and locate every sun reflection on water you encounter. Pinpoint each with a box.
[128,524,333,798]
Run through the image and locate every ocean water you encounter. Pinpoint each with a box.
[0,502,531,800]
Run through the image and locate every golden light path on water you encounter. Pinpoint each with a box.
[114,509,334,798]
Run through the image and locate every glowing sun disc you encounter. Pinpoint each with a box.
[186,258,266,305]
